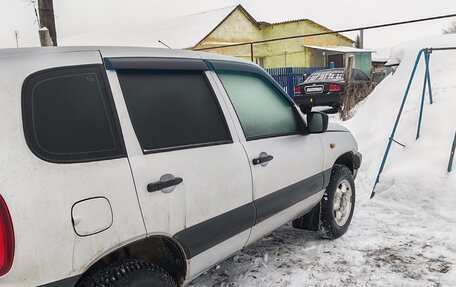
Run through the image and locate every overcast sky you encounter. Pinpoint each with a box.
[2,0,456,53]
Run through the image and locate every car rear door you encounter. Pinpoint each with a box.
[104,57,254,278]
[0,50,146,286]
[210,61,327,245]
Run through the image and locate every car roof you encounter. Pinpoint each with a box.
[0,46,250,64]
[312,68,366,73]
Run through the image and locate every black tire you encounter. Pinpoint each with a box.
[332,104,342,112]
[78,260,177,287]
[299,105,312,114]
[319,164,355,239]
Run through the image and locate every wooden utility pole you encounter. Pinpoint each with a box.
[39,28,53,47]
[38,0,57,46]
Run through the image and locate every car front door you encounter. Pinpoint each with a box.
[212,63,326,245]
[105,58,254,278]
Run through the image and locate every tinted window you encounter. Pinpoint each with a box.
[23,65,124,163]
[218,72,300,140]
[117,70,230,152]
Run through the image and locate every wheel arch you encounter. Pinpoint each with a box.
[333,151,356,174]
[75,235,187,286]
[293,153,359,232]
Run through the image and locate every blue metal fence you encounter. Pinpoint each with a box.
[265,67,324,97]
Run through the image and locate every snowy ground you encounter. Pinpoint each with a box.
[189,35,456,286]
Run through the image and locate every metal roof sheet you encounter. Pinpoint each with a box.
[303,45,374,53]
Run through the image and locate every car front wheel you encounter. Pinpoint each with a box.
[319,164,355,239]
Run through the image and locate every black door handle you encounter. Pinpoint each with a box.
[252,154,274,165]
[147,176,183,193]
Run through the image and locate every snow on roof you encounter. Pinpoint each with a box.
[60,6,238,49]
[60,5,355,50]
[371,47,392,62]
[303,45,373,53]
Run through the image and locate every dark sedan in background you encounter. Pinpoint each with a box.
[294,68,372,113]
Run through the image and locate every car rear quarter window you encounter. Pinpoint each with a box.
[22,65,125,163]
[117,70,231,152]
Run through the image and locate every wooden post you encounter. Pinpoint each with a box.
[341,55,355,120]
[38,0,57,46]
[39,27,53,47]
[250,43,254,62]
[346,55,354,81]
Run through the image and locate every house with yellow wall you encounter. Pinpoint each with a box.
[186,5,372,75]
[61,4,372,75]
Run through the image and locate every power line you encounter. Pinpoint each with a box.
[195,13,456,51]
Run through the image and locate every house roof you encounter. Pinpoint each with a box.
[60,5,354,49]
[303,45,373,53]
[61,6,241,49]
[265,19,354,44]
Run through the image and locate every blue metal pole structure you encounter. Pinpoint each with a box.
[416,49,431,140]
[449,131,456,173]
[370,49,425,199]
[426,50,434,104]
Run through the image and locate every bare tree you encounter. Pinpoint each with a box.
[443,21,456,34]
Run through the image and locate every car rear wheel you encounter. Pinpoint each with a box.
[78,260,177,287]
[319,164,355,239]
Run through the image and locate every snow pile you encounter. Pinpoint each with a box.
[343,33,456,285]
[347,34,456,198]
[189,35,456,287]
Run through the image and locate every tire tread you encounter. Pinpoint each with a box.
[319,164,355,239]
[78,259,176,287]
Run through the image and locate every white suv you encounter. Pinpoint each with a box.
[0,47,361,287]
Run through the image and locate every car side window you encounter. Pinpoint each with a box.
[217,71,300,140]
[354,69,369,81]
[117,70,231,152]
[22,65,125,163]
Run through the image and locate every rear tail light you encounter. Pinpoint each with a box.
[294,86,302,95]
[329,84,342,92]
[0,195,14,276]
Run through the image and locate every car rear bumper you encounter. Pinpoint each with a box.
[294,93,342,107]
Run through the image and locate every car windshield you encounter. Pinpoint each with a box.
[305,70,345,83]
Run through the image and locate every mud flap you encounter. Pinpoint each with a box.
[291,202,320,231]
